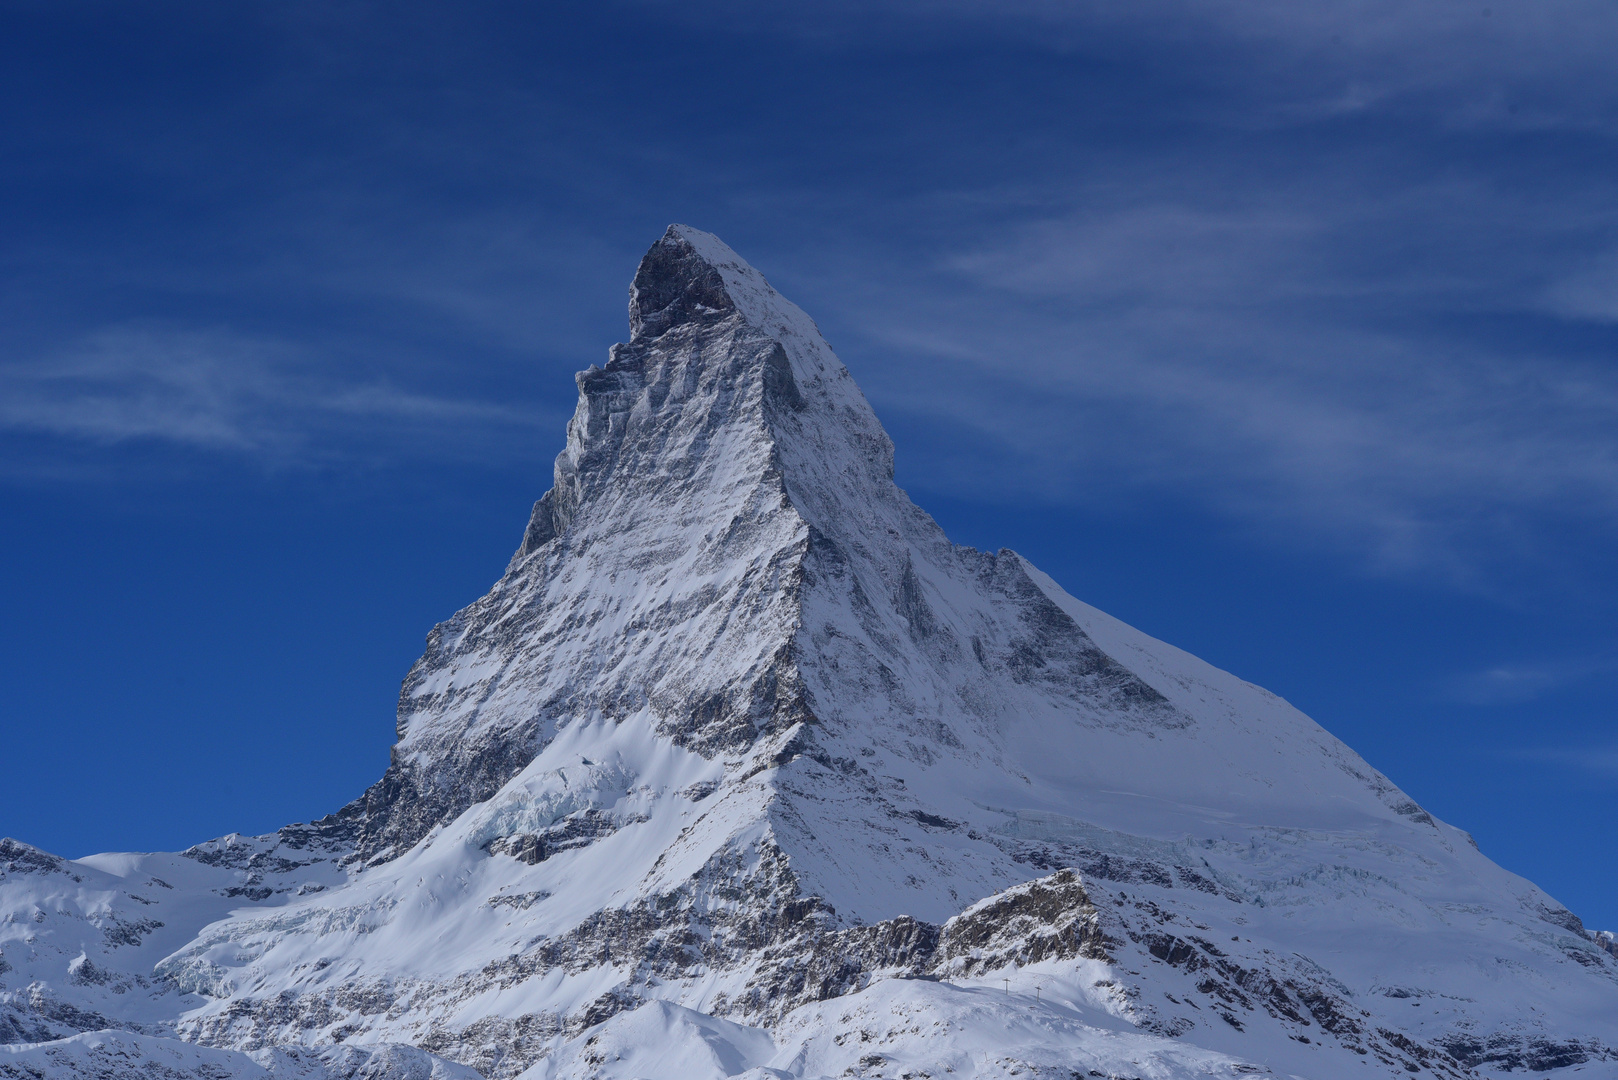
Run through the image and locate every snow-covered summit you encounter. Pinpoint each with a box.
[4,227,1617,1079]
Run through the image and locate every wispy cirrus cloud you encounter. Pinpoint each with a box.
[1516,744,1618,780]
[800,166,1618,583]
[0,325,558,471]
[8,0,1618,593]
[610,0,1618,588]
[634,0,1618,129]
[1440,653,1618,706]
[1541,250,1618,323]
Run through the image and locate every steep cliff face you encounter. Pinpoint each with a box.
[4,227,1617,1080]
[321,226,838,866]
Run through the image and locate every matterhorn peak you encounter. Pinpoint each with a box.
[627,225,836,351]
[515,224,891,562]
[328,224,913,867]
[627,225,744,339]
[3,227,1614,1080]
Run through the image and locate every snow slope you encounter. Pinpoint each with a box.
[4,226,1616,1079]
[0,1029,481,1080]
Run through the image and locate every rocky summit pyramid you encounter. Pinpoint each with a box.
[3,227,1616,1080]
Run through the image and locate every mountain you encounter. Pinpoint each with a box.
[3,226,1616,1080]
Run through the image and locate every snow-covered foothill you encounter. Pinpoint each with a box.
[0,1028,480,1080]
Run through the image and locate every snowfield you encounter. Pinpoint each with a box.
[4,226,1616,1079]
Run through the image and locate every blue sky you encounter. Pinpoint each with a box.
[3,1,1618,926]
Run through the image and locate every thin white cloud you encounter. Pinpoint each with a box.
[630,0,1618,129]
[1541,251,1618,323]
[801,176,1618,582]
[9,0,1618,590]
[0,325,557,470]
[1441,654,1617,706]
[1517,744,1618,779]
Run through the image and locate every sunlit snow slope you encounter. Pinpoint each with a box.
[4,226,1616,1080]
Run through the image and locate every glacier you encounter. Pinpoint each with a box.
[3,225,1616,1080]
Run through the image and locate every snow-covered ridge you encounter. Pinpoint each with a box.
[4,226,1617,1079]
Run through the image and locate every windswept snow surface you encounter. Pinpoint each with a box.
[5,226,1617,1079]
[0,1029,482,1080]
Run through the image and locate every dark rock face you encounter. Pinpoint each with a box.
[974,549,1180,726]
[311,714,546,866]
[628,229,736,339]
[0,839,68,877]
[724,869,1110,1024]
[933,869,1109,974]
[1437,1032,1602,1073]
[485,809,639,866]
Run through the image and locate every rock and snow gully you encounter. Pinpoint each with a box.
[3,226,1616,1080]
